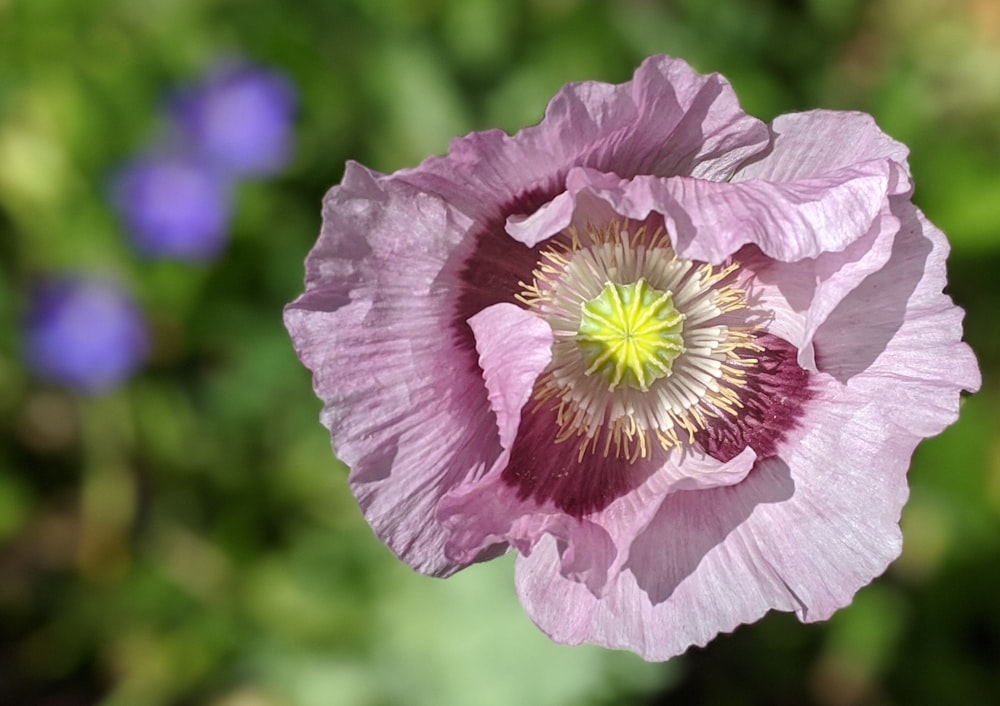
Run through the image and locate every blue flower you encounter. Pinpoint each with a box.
[24,276,149,394]
[112,153,232,261]
[171,61,297,178]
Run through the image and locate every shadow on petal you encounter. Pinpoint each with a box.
[815,199,931,383]
[348,431,401,485]
[626,456,794,605]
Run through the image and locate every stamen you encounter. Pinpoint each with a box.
[518,220,761,462]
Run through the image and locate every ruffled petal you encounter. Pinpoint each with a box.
[515,197,979,662]
[814,201,981,411]
[727,110,915,368]
[516,454,802,661]
[506,191,577,248]
[468,303,553,451]
[505,161,906,265]
[439,474,618,596]
[396,56,769,222]
[529,55,770,181]
[734,110,911,183]
[515,372,915,660]
[284,165,503,576]
[738,201,899,372]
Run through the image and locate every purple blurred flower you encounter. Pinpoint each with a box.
[112,153,232,261]
[24,276,148,394]
[284,56,980,660]
[172,61,297,178]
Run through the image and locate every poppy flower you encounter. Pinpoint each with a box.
[284,56,980,660]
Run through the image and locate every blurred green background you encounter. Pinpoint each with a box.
[1,0,998,704]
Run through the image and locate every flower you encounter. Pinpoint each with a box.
[284,56,980,660]
[24,276,148,394]
[112,152,232,261]
[170,60,297,178]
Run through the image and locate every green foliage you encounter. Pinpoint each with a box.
[1,0,998,704]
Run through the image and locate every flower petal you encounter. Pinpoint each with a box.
[515,373,914,660]
[396,56,769,222]
[516,454,802,661]
[468,303,553,450]
[284,164,503,576]
[734,110,910,183]
[814,202,981,410]
[515,198,979,661]
[505,191,577,248]
[531,55,770,181]
[724,110,917,370]
[439,474,618,596]
[505,161,906,264]
[739,201,899,371]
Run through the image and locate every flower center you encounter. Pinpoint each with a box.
[576,279,685,391]
[518,220,761,462]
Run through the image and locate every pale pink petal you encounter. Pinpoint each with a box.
[284,166,502,576]
[529,55,769,181]
[814,202,981,410]
[607,164,903,262]
[516,374,913,660]
[731,110,915,361]
[505,191,577,248]
[742,201,900,371]
[439,474,618,596]
[468,303,553,450]
[505,162,904,263]
[396,56,769,222]
[516,454,803,661]
[735,110,911,183]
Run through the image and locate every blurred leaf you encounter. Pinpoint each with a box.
[371,554,672,706]
[367,41,471,170]
[913,143,1000,254]
[0,467,31,541]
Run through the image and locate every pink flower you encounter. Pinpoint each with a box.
[284,56,980,660]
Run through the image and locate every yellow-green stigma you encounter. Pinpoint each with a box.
[576,278,685,391]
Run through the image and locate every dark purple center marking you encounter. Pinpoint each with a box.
[501,401,652,519]
[502,334,811,518]
[694,333,812,463]
[451,184,563,360]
